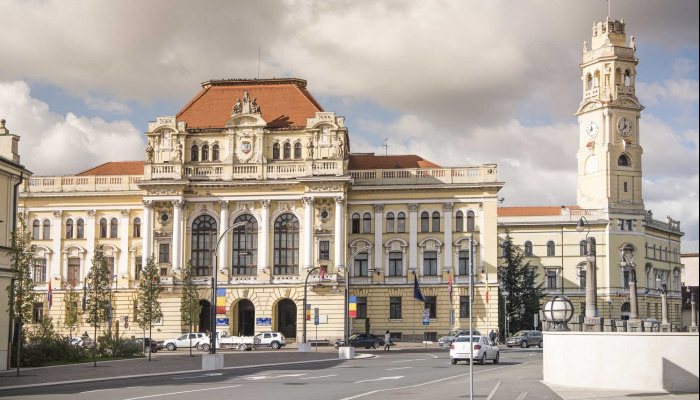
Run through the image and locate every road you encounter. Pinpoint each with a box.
[0,348,554,400]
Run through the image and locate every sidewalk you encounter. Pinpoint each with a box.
[545,382,698,400]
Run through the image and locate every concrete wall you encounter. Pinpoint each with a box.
[543,331,699,393]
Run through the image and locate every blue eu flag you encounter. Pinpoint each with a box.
[413,274,425,302]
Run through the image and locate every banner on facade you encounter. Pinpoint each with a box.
[256,317,272,326]
[216,288,226,314]
[349,296,357,318]
[216,318,229,327]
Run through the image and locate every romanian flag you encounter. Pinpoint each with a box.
[306,304,311,321]
[448,272,453,304]
[485,270,489,304]
[348,296,357,318]
[47,281,53,311]
[216,288,226,314]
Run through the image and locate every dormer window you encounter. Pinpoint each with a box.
[273,143,280,160]
[191,145,199,162]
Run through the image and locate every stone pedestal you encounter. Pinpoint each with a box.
[298,343,312,352]
[202,354,224,370]
[643,321,655,332]
[570,315,583,331]
[584,317,603,332]
[659,323,671,332]
[615,320,627,332]
[627,320,643,332]
[603,319,615,332]
[689,326,698,333]
[338,346,355,359]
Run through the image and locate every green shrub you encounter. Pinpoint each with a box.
[97,331,142,358]
[11,319,89,368]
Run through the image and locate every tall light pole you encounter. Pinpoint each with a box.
[107,274,117,339]
[303,266,323,344]
[209,221,251,355]
[689,287,697,328]
[502,290,509,338]
[468,235,478,400]
[577,217,597,318]
[344,246,372,346]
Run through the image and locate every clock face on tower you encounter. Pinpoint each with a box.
[585,121,598,140]
[617,117,633,137]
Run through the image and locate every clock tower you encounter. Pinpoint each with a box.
[575,17,644,211]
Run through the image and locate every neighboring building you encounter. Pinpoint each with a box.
[19,80,502,342]
[0,119,32,370]
[498,18,684,325]
[681,240,699,328]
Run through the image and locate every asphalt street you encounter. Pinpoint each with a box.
[0,348,554,400]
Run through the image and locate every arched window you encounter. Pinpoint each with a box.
[524,241,533,257]
[578,264,587,289]
[232,214,258,275]
[386,212,395,233]
[294,142,302,159]
[32,220,40,240]
[191,215,217,276]
[201,144,209,161]
[76,219,85,239]
[621,302,631,313]
[432,211,440,232]
[110,218,119,238]
[274,213,299,275]
[43,220,51,240]
[283,143,291,159]
[466,211,475,231]
[133,218,141,238]
[594,70,600,87]
[362,213,372,234]
[420,212,430,232]
[586,73,593,90]
[615,68,622,86]
[191,144,199,162]
[397,212,406,233]
[212,144,220,161]
[351,213,360,234]
[580,240,588,256]
[66,219,74,239]
[272,143,280,160]
[547,241,556,256]
[618,154,631,167]
[624,70,631,86]
[455,211,463,232]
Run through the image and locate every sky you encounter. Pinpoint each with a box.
[0,0,697,240]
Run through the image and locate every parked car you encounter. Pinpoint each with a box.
[438,330,482,348]
[505,330,543,348]
[163,333,207,351]
[253,332,286,350]
[133,337,162,353]
[450,336,499,365]
[334,334,385,349]
[68,337,85,347]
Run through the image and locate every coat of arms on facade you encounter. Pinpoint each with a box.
[241,141,252,154]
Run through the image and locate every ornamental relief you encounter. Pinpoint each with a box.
[235,132,258,163]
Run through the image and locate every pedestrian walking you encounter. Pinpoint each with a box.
[489,329,496,342]
[384,330,391,352]
[495,329,500,345]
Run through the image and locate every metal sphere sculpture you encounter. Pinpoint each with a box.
[543,295,575,331]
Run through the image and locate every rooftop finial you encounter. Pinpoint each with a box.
[0,119,8,135]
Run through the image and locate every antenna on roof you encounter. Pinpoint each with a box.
[606,0,611,19]
[258,45,261,79]
[381,138,389,156]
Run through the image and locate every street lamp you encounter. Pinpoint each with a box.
[543,296,574,331]
[502,290,509,338]
[108,274,117,339]
[606,299,613,319]
[577,216,597,318]
[343,246,372,347]
[688,287,697,328]
[468,235,478,400]
[303,266,323,345]
[209,221,251,355]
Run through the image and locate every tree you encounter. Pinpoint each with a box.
[6,212,36,375]
[135,257,164,361]
[180,261,201,357]
[63,278,82,342]
[498,233,546,336]
[85,244,112,367]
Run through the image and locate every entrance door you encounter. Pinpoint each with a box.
[277,299,297,339]
[199,299,211,334]
[238,299,255,336]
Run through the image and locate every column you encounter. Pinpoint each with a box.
[408,204,418,271]
[259,200,270,273]
[334,196,344,269]
[218,201,229,272]
[85,210,96,274]
[302,197,314,270]
[479,203,485,272]
[142,201,153,260]
[373,204,384,273]
[171,200,184,273]
[443,203,453,271]
[585,237,597,319]
[119,210,130,278]
[51,211,62,283]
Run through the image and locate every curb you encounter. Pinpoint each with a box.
[0,356,347,392]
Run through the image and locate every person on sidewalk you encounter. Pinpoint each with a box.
[384,330,391,352]
[489,329,496,343]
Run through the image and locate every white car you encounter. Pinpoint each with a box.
[450,336,500,365]
[163,333,207,351]
[254,332,286,349]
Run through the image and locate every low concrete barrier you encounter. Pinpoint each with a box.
[543,331,699,393]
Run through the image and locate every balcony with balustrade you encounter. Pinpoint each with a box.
[350,164,498,186]
[24,175,143,193]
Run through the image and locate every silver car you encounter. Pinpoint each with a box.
[505,330,543,348]
[438,329,482,348]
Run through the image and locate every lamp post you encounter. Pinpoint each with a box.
[209,221,251,355]
[690,288,697,328]
[303,266,322,344]
[606,299,613,319]
[577,217,597,319]
[660,282,669,325]
[468,235,478,400]
[343,246,372,347]
[107,275,118,339]
[502,290,509,339]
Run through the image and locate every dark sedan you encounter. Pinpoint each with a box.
[335,334,385,349]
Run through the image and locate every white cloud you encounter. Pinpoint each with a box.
[637,79,700,106]
[0,80,145,175]
[83,95,132,115]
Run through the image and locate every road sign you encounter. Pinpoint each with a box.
[422,308,430,325]
[534,313,539,329]
[450,310,455,326]
[256,317,271,326]
[314,308,319,326]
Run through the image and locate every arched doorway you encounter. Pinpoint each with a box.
[277,299,297,339]
[199,299,211,334]
[233,299,255,336]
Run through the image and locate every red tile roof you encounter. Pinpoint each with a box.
[177,79,324,129]
[76,161,145,176]
[348,154,441,170]
[497,206,580,217]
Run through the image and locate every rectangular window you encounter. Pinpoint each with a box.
[389,332,402,340]
[624,182,628,192]
[424,332,437,342]
[626,220,632,231]
[34,258,47,283]
[579,268,586,289]
[425,296,437,318]
[354,253,369,277]
[386,217,394,233]
[546,269,558,289]
[105,257,115,280]
[160,267,168,277]
[389,297,402,319]
[618,219,624,230]
[351,218,360,234]
[66,222,73,239]
[33,303,44,323]
[389,252,403,276]
[622,270,630,289]
[357,297,367,319]
[133,222,141,238]
[159,243,170,264]
[319,241,330,261]
[67,257,80,282]
[460,296,470,318]
[362,216,371,234]
[397,216,405,233]
[458,251,470,275]
[423,251,438,276]
[135,256,143,280]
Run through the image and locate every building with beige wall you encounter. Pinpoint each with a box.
[19,80,502,342]
[498,18,684,327]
